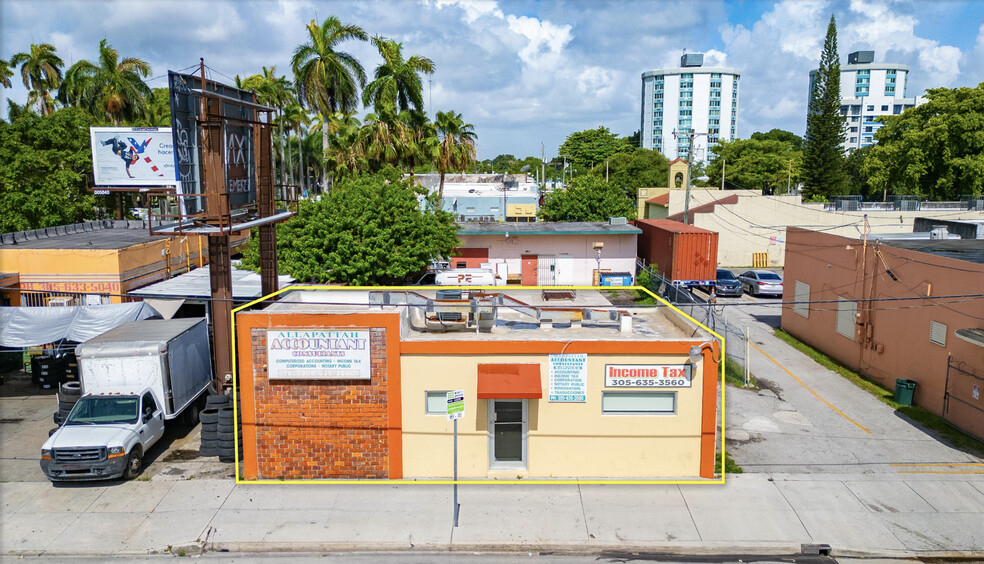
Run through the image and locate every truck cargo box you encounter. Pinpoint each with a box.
[635,219,719,285]
[75,318,212,420]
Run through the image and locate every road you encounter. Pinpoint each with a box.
[695,288,983,474]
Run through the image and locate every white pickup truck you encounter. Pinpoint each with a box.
[41,388,166,480]
[40,318,213,481]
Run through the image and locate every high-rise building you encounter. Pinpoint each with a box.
[809,51,926,153]
[640,53,740,164]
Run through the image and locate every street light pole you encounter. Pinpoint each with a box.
[673,129,708,225]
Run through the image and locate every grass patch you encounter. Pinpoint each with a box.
[632,270,658,305]
[724,359,758,389]
[716,451,743,475]
[774,328,984,457]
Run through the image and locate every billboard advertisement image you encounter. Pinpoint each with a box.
[90,127,177,187]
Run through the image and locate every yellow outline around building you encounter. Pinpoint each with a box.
[229,284,727,485]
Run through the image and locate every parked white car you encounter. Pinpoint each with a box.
[738,270,784,296]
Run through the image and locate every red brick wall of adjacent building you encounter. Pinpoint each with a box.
[237,312,403,480]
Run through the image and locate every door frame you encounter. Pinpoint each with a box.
[487,399,529,470]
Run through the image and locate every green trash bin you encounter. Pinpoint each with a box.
[894,379,917,406]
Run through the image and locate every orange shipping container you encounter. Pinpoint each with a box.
[635,219,718,283]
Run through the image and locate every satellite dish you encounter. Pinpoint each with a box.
[520,165,530,172]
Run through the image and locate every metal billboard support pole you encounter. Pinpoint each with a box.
[744,325,750,386]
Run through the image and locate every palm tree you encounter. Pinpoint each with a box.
[434,110,477,200]
[399,109,438,181]
[0,59,13,89]
[281,101,310,189]
[10,43,63,116]
[324,111,365,179]
[362,37,434,118]
[361,111,410,168]
[291,17,368,189]
[241,66,292,187]
[59,39,151,125]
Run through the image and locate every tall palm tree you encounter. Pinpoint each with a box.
[435,110,477,200]
[0,59,13,89]
[59,39,151,125]
[241,66,292,187]
[281,101,310,189]
[10,43,63,116]
[291,17,368,189]
[362,37,434,118]
[361,111,410,168]
[398,109,438,181]
[324,111,365,180]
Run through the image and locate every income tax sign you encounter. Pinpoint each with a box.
[605,364,692,388]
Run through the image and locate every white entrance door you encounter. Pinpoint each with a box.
[555,254,574,285]
[488,399,528,470]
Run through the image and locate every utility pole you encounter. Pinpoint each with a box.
[606,159,609,183]
[721,157,726,190]
[673,129,708,225]
[541,142,545,189]
[787,159,792,194]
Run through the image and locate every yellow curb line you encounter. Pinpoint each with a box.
[896,470,984,474]
[891,463,984,467]
[748,342,872,434]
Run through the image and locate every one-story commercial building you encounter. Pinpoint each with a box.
[452,220,640,286]
[235,288,720,481]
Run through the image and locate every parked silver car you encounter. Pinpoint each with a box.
[738,270,783,296]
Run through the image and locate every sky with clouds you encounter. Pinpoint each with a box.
[3,0,983,160]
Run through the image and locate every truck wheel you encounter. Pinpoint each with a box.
[181,404,200,427]
[123,447,143,479]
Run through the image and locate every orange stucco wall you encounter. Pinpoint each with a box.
[780,227,984,437]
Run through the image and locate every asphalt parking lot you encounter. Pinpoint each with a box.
[0,369,234,484]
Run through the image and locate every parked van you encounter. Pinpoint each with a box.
[434,268,500,286]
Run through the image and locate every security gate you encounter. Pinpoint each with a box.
[942,356,984,443]
[537,256,556,286]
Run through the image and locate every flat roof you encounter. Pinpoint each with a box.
[0,220,168,250]
[881,239,984,266]
[457,222,641,236]
[128,265,295,300]
[247,288,709,342]
[642,67,740,78]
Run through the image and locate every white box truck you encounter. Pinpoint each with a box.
[41,318,213,481]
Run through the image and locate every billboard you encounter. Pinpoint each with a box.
[90,127,178,187]
[168,71,258,215]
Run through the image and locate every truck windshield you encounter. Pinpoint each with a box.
[66,396,139,425]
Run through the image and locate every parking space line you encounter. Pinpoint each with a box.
[749,342,872,434]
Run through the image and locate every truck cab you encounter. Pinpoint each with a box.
[41,388,165,481]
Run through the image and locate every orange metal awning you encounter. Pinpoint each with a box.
[477,364,542,399]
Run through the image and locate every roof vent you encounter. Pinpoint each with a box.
[609,217,628,226]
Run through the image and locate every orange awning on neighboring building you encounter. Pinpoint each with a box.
[477,364,542,399]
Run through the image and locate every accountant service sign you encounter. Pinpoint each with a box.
[267,329,370,380]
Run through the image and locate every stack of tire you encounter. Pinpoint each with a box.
[53,381,81,426]
[199,394,242,463]
[34,355,66,391]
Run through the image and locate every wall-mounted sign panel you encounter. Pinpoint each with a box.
[267,329,370,380]
[548,353,587,402]
[605,364,692,388]
[90,127,178,186]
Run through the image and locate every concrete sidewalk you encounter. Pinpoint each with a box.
[2,473,983,557]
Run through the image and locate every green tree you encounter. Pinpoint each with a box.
[0,59,13,89]
[434,110,477,199]
[291,17,369,188]
[844,145,876,199]
[802,15,847,200]
[10,43,64,116]
[751,129,804,151]
[590,148,669,194]
[864,83,984,200]
[58,39,151,126]
[240,174,459,285]
[131,87,170,127]
[557,127,631,172]
[362,37,434,117]
[240,66,292,186]
[538,175,637,222]
[0,108,98,231]
[707,138,802,194]
[398,109,438,179]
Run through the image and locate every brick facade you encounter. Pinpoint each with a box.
[248,326,391,479]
